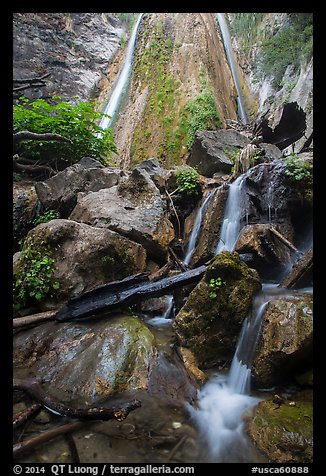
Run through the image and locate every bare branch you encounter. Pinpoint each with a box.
[13,131,72,144]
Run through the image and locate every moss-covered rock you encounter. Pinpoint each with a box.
[246,390,313,463]
[173,251,261,367]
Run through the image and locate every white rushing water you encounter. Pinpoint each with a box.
[215,174,246,253]
[183,189,216,266]
[146,294,175,327]
[216,13,248,124]
[98,14,143,130]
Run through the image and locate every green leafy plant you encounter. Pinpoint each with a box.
[208,276,225,300]
[284,153,312,183]
[183,87,222,149]
[33,210,60,225]
[13,239,60,311]
[175,167,202,197]
[13,96,117,168]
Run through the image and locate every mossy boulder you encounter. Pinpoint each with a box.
[13,315,156,404]
[173,251,261,367]
[246,390,313,463]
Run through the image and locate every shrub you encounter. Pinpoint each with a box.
[13,96,117,168]
[13,239,60,311]
[176,167,202,197]
[33,210,60,226]
[284,153,312,183]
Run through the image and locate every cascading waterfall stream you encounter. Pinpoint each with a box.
[215,174,247,253]
[183,189,217,266]
[216,13,248,124]
[98,13,143,131]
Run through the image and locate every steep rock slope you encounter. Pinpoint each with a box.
[13,13,125,103]
[113,13,238,169]
[227,13,313,153]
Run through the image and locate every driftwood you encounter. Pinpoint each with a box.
[13,403,42,429]
[14,378,141,422]
[13,421,85,458]
[55,265,206,322]
[13,310,57,329]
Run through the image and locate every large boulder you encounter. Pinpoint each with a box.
[251,294,313,388]
[246,390,313,463]
[187,129,250,177]
[234,224,298,279]
[13,315,156,404]
[13,181,39,250]
[281,247,313,289]
[70,167,175,263]
[35,158,124,217]
[14,219,147,307]
[244,158,313,244]
[173,251,261,367]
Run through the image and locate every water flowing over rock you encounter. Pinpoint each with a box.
[173,252,261,367]
[244,158,313,243]
[13,315,156,404]
[15,219,147,307]
[70,167,175,263]
[251,294,313,388]
[35,158,125,217]
[187,130,250,177]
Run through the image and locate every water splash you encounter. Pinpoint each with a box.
[146,295,175,327]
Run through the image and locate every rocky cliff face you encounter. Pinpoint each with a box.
[227,13,313,154]
[113,13,238,169]
[13,13,125,103]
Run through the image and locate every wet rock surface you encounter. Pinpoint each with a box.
[251,293,313,388]
[13,315,156,404]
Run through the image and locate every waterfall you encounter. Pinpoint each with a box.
[216,13,248,124]
[215,174,246,253]
[183,189,216,266]
[98,14,143,131]
[146,294,175,327]
[189,292,269,462]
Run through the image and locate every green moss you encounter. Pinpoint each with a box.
[248,392,313,463]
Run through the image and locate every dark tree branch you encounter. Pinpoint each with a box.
[13,378,142,422]
[13,403,42,429]
[13,131,72,144]
[13,421,85,458]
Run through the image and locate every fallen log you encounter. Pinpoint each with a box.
[14,378,141,422]
[55,265,206,322]
[13,403,42,429]
[13,310,57,329]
